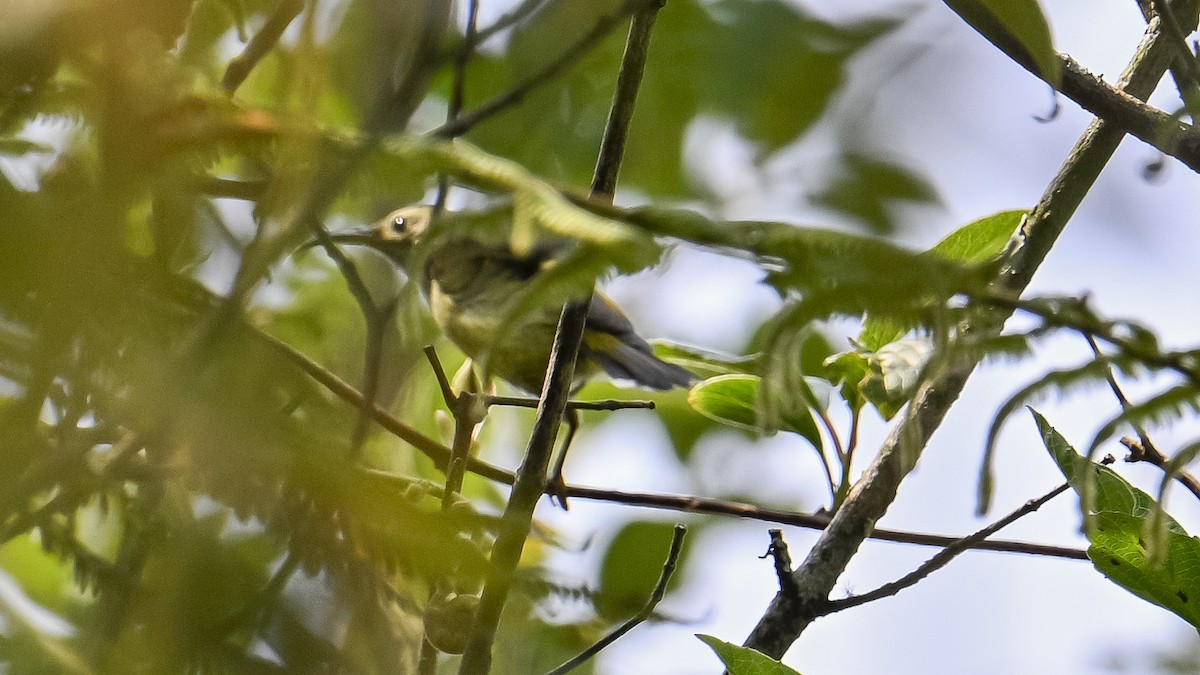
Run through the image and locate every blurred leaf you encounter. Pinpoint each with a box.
[597,520,688,618]
[653,342,760,378]
[698,634,802,675]
[810,152,938,234]
[859,338,932,420]
[466,0,899,197]
[859,209,1023,348]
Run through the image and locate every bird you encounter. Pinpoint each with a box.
[327,205,695,498]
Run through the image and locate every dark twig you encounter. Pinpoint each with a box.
[306,223,394,459]
[546,523,687,675]
[822,483,1071,614]
[222,0,305,93]
[430,0,654,139]
[485,394,655,411]
[457,6,662,672]
[565,485,1088,560]
[1121,436,1200,502]
[1081,308,1200,504]
[761,530,800,598]
[435,0,481,211]
[437,0,549,62]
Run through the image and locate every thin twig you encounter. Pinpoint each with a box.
[437,0,549,62]
[821,483,1071,614]
[485,394,655,411]
[1083,330,1200,503]
[430,0,655,139]
[1148,0,1200,101]
[1121,436,1200,502]
[565,485,1088,560]
[306,222,394,459]
[457,6,662,672]
[435,0,481,211]
[546,523,687,675]
[222,0,305,92]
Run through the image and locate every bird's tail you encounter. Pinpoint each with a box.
[585,336,696,391]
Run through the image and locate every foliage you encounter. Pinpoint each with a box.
[1035,411,1200,630]
[1,0,1200,672]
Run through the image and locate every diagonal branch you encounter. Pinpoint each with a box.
[457,4,664,672]
[741,4,1196,659]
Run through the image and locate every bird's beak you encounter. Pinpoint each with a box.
[299,227,412,264]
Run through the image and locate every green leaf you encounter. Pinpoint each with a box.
[687,374,823,449]
[697,635,803,675]
[926,209,1024,265]
[467,0,898,197]
[1032,410,1200,629]
[858,209,1023,349]
[1035,410,1171,523]
[1087,511,1200,628]
[652,342,761,378]
[942,0,1060,86]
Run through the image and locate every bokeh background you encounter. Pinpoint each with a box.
[3,0,1200,673]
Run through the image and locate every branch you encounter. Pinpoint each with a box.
[565,485,1087,560]
[762,530,800,598]
[741,7,1191,658]
[821,483,1070,614]
[222,0,305,93]
[249,316,1087,561]
[546,523,687,675]
[950,0,1200,173]
[458,6,662,671]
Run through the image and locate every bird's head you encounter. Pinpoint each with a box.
[321,205,433,266]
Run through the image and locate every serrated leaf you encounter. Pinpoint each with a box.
[942,0,1060,86]
[1032,410,1200,630]
[697,635,802,675]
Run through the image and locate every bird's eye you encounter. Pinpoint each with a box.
[391,216,408,234]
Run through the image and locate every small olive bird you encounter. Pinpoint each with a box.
[329,206,694,495]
